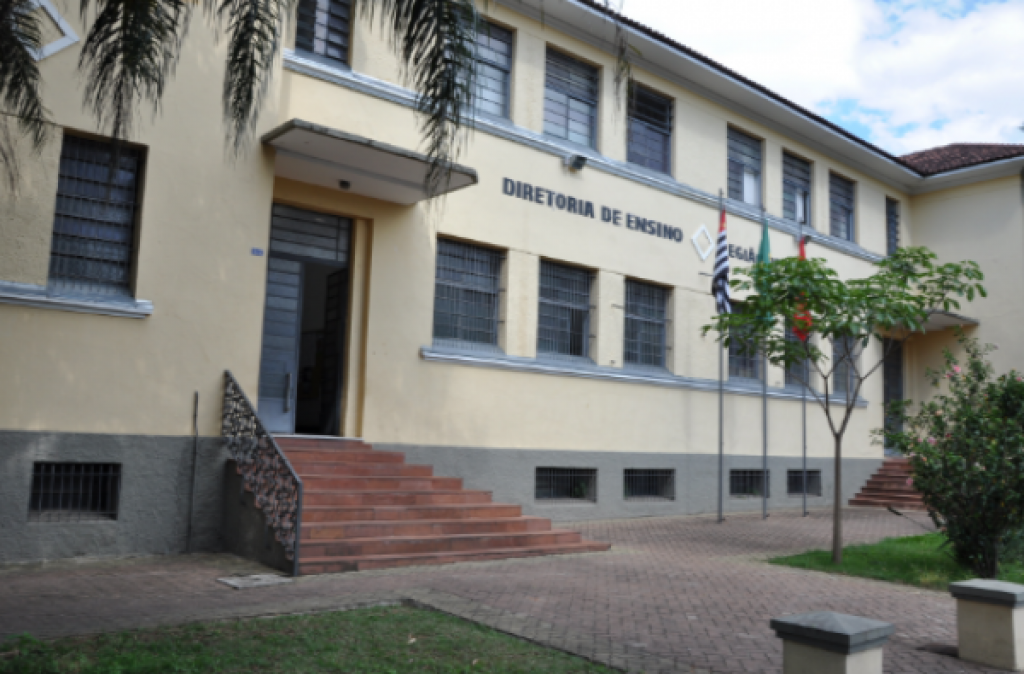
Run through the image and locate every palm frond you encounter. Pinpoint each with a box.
[0,0,50,190]
[210,0,293,152]
[77,0,192,142]
[365,0,478,197]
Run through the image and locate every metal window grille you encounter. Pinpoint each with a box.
[538,261,592,359]
[49,135,142,297]
[728,312,762,381]
[784,327,810,389]
[624,469,675,501]
[829,174,856,241]
[730,469,770,498]
[28,463,122,522]
[787,469,822,496]
[433,239,504,347]
[624,280,668,368]
[535,467,597,502]
[296,0,351,64]
[473,21,513,118]
[782,152,812,225]
[544,49,599,148]
[833,336,859,399]
[886,198,900,256]
[727,127,762,206]
[627,85,672,173]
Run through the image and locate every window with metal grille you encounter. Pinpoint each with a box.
[829,173,856,241]
[728,310,762,381]
[782,152,812,225]
[295,0,351,64]
[49,135,142,297]
[784,327,810,389]
[624,280,669,369]
[433,239,504,349]
[473,21,513,118]
[627,84,672,173]
[28,463,122,522]
[538,261,592,360]
[727,127,762,207]
[544,49,599,148]
[535,467,597,502]
[787,469,821,496]
[730,469,770,497]
[833,336,859,399]
[624,469,675,501]
[886,198,900,256]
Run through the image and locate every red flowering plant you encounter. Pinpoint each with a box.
[880,330,1024,578]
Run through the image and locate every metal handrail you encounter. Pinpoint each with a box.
[221,370,304,576]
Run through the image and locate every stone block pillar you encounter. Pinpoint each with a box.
[951,579,1024,671]
[770,611,894,674]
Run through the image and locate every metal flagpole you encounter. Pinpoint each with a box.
[799,223,808,517]
[763,351,768,519]
[717,190,725,524]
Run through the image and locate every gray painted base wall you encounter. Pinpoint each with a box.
[0,431,229,564]
[222,463,291,575]
[384,444,884,522]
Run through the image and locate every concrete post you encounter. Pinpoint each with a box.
[950,579,1024,671]
[770,611,894,674]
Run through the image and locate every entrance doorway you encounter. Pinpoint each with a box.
[258,204,352,435]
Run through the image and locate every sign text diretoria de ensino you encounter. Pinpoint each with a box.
[502,178,684,244]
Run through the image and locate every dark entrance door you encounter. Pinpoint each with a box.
[882,338,904,456]
[258,204,352,435]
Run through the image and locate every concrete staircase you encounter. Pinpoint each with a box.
[849,457,926,511]
[277,437,611,574]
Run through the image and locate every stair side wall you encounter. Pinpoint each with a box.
[222,463,292,574]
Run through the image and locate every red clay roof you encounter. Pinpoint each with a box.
[899,144,1024,176]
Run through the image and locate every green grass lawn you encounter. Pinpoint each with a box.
[0,606,616,674]
[770,533,1024,590]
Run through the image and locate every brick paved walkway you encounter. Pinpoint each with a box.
[0,508,999,673]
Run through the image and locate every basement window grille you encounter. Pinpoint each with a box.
[787,470,822,497]
[730,469,770,498]
[538,261,592,360]
[49,135,143,297]
[296,0,352,65]
[624,280,669,369]
[433,239,504,349]
[624,469,675,501]
[535,467,597,502]
[28,463,122,522]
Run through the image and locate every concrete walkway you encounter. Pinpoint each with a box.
[0,508,999,673]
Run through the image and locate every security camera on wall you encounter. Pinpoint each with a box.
[564,154,588,172]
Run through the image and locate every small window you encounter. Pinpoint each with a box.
[627,84,672,173]
[833,336,859,398]
[624,280,669,369]
[473,22,513,118]
[728,309,762,381]
[730,469,770,498]
[295,0,352,64]
[538,261,592,360]
[783,152,812,225]
[624,469,675,501]
[727,128,762,207]
[787,469,822,496]
[29,463,122,522]
[433,239,504,349]
[536,468,597,502]
[49,135,143,298]
[784,327,809,389]
[544,49,599,149]
[886,198,900,256]
[829,174,856,241]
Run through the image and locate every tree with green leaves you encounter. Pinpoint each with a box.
[702,245,985,563]
[0,0,631,192]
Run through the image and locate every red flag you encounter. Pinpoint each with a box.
[793,237,812,341]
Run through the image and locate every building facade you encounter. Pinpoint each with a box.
[2,0,1023,564]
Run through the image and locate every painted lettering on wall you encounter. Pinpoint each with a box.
[502,178,684,244]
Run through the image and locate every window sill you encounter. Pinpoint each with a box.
[422,344,867,406]
[0,281,153,319]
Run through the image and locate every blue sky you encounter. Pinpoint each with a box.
[619,0,1024,154]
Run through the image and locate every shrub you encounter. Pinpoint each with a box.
[882,331,1024,578]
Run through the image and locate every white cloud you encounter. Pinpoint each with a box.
[616,0,1024,154]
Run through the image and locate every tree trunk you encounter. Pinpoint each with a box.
[832,434,843,564]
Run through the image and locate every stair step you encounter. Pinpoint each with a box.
[302,516,551,540]
[277,438,372,451]
[300,530,583,558]
[303,490,493,507]
[850,498,927,511]
[300,476,463,491]
[299,541,613,574]
[284,450,406,464]
[291,462,432,477]
[302,504,522,522]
